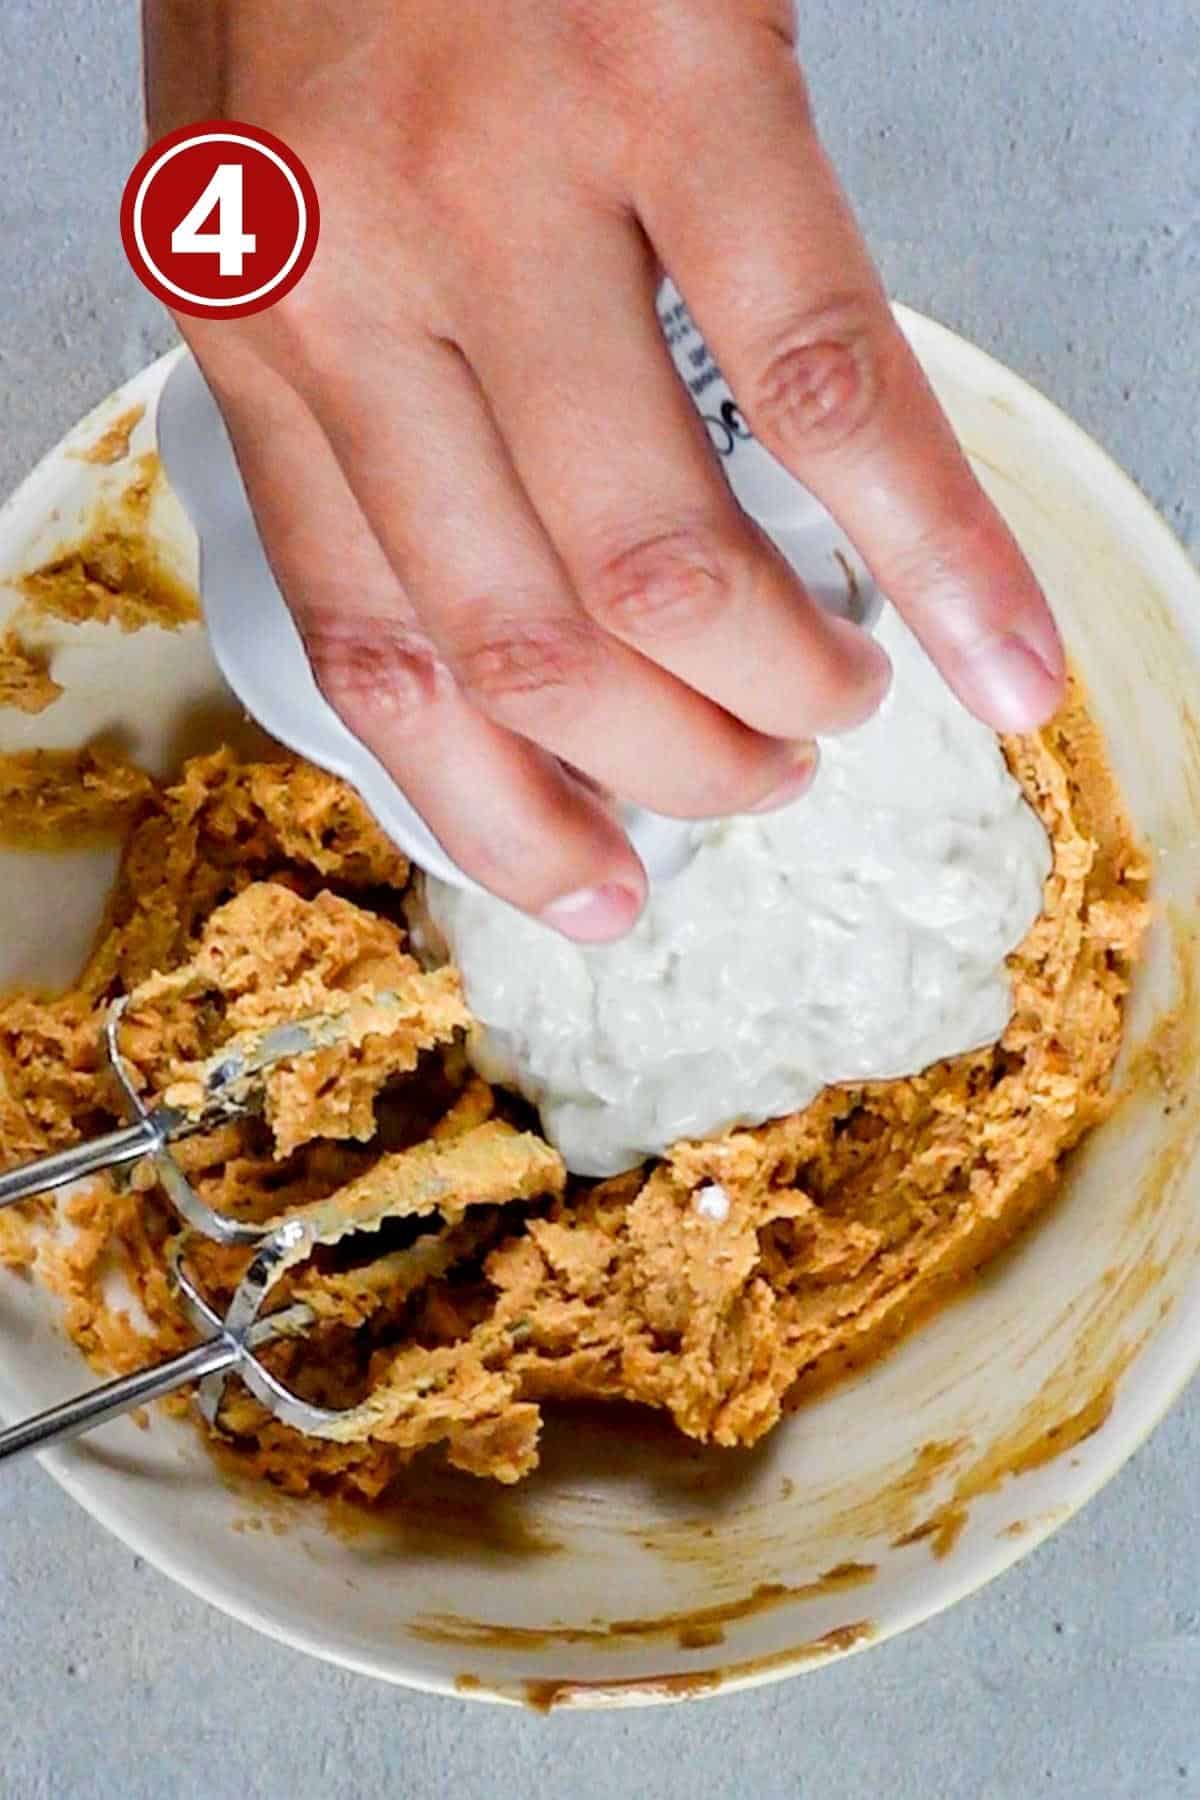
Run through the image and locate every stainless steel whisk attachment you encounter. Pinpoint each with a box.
[0,991,467,1462]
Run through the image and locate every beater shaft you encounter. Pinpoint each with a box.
[0,1338,235,1463]
[0,1117,165,1210]
[0,1305,306,1464]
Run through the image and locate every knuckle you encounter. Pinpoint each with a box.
[563,1,640,86]
[303,615,447,736]
[583,526,736,643]
[451,613,596,720]
[889,487,1010,615]
[242,303,309,391]
[263,276,350,392]
[269,265,326,344]
[690,757,779,819]
[665,758,776,822]
[387,103,461,192]
[562,2,678,103]
[750,295,887,453]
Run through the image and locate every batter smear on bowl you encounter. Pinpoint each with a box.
[0,682,1149,1493]
[14,453,199,636]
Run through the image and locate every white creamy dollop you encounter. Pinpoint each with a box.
[427,611,1052,1178]
[693,1183,731,1223]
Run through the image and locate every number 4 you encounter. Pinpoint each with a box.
[171,164,256,277]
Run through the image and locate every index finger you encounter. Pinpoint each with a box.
[633,42,1065,732]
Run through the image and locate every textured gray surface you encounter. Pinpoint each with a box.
[1,3,1198,1796]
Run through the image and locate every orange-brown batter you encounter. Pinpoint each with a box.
[0,663,1150,1492]
[69,405,145,467]
[0,747,156,849]
[15,454,200,634]
[0,629,61,715]
[0,457,197,724]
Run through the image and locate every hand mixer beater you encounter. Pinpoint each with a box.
[0,938,563,1463]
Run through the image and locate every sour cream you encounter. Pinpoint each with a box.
[426,610,1052,1177]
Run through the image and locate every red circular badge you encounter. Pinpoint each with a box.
[120,121,320,320]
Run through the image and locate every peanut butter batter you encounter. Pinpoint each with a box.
[0,629,61,715]
[16,455,200,635]
[0,747,155,849]
[0,457,198,725]
[69,405,145,467]
[0,668,1149,1491]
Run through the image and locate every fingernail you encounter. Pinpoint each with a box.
[746,743,820,814]
[539,881,643,943]
[964,634,1063,731]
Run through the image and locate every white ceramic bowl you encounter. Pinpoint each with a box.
[1,315,1198,1708]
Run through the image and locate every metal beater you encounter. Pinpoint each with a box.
[0,991,538,1463]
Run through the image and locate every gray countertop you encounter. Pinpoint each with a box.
[2,3,1198,1795]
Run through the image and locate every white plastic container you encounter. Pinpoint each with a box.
[0,312,1197,1706]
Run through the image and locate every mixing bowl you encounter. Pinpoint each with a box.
[0,311,1197,1707]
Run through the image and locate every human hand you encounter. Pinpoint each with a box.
[145,0,1065,940]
